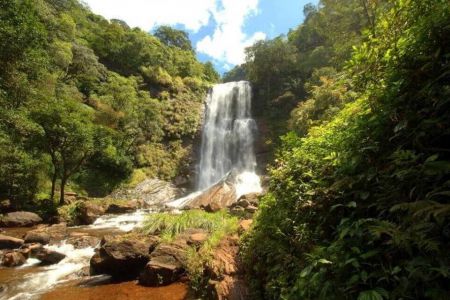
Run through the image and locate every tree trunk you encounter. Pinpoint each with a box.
[59,176,67,206]
[50,170,57,201]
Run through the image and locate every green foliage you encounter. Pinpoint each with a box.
[243,0,450,299]
[58,200,86,225]
[243,0,383,154]
[154,25,193,52]
[0,0,218,207]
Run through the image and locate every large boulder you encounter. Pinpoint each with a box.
[109,179,182,207]
[73,202,105,225]
[90,235,158,280]
[1,250,27,267]
[0,211,42,227]
[24,223,68,245]
[184,175,237,211]
[24,232,50,245]
[139,240,188,286]
[0,235,24,249]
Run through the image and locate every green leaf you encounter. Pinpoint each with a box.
[318,258,332,264]
[357,289,384,300]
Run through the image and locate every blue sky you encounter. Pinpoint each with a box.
[84,0,318,74]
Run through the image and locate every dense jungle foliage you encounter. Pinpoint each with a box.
[242,0,450,299]
[0,0,218,208]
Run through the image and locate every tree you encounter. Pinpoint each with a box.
[32,99,95,204]
[154,26,193,52]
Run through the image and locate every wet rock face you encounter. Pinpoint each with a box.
[90,236,156,281]
[0,211,42,227]
[139,240,188,287]
[0,234,24,249]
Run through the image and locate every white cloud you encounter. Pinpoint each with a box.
[196,0,266,66]
[83,0,266,66]
[83,0,216,32]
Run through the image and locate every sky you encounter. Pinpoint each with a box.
[83,0,318,74]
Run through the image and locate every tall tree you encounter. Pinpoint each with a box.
[32,99,95,204]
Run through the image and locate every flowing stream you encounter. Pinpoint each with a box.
[0,210,147,300]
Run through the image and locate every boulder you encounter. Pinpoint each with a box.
[139,255,184,286]
[237,193,260,207]
[24,232,50,245]
[90,236,156,280]
[109,179,182,207]
[25,243,44,256]
[0,234,24,249]
[76,203,105,225]
[204,202,223,213]
[35,248,66,265]
[66,235,100,249]
[1,250,27,267]
[139,240,188,286]
[229,206,245,217]
[24,223,68,245]
[245,205,258,214]
[104,203,135,214]
[184,174,237,210]
[0,211,42,227]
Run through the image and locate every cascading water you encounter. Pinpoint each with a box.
[167,81,262,208]
[197,81,261,197]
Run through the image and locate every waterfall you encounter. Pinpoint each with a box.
[197,81,261,196]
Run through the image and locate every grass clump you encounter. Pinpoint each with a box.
[141,209,238,241]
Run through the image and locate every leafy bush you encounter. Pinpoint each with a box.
[243,1,450,299]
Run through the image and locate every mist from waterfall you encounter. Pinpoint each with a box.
[197,81,261,196]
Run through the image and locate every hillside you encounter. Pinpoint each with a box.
[239,0,450,299]
[0,0,219,209]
